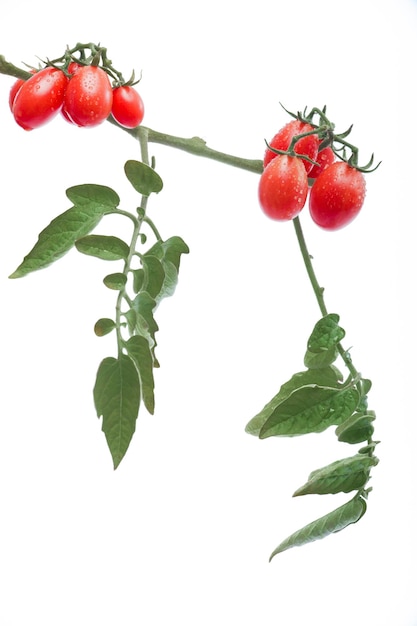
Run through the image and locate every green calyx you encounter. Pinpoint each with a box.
[44,42,138,86]
[279,103,381,173]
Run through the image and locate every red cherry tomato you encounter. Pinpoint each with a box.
[63,65,113,127]
[9,77,25,112]
[12,67,68,130]
[258,154,308,221]
[9,70,39,112]
[111,85,145,128]
[67,61,82,75]
[264,120,319,174]
[309,162,366,230]
[308,146,336,179]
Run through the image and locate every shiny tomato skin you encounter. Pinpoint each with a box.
[264,120,319,174]
[259,154,308,221]
[12,67,68,130]
[111,86,145,128]
[63,66,113,127]
[67,62,82,75]
[309,162,366,230]
[9,78,25,112]
[308,146,335,179]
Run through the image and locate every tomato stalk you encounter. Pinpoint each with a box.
[292,215,360,380]
[107,119,264,174]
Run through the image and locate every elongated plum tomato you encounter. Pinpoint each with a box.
[12,67,68,130]
[111,85,145,128]
[258,154,308,221]
[9,71,38,111]
[308,146,335,179]
[309,162,366,230]
[264,120,319,174]
[63,66,113,127]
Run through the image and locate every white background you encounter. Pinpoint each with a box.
[1,1,416,624]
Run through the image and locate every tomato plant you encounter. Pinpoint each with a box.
[0,45,382,563]
[63,65,113,127]
[264,119,319,173]
[111,85,145,128]
[309,162,366,230]
[258,154,308,221]
[12,67,68,130]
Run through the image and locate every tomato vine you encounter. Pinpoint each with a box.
[0,47,380,559]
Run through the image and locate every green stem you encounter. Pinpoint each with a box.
[292,216,359,379]
[292,216,327,317]
[0,55,32,79]
[108,117,263,174]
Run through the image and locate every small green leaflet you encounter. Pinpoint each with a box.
[94,318,116,337]
[131,292,159,348]
[66,183,120,208]
[93,355,140,470]
[336,410,376,444]
[124,160,163,196]
[307,313,345,352]
[269,494,367,560]
[293,454,379,496]
[304,314,345,369]
[141,255,166,299]
[145,236,190,303]
[75,235,130,261]
[125,335,155,414]
[9,184,119,278]
[103,273,128,290]
[245,366,343,437]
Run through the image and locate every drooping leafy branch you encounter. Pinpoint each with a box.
[9,158,189,469]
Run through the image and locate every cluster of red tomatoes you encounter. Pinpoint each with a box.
[259,120,366,230]
[9,63,144,131]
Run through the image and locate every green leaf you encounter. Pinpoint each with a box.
[336,410,376,444]
[125,336,155,414]
[123,308,137,336]
[147,236,190,271]
[307,314,345,353]
[131,268,145,293]
[103,272,128,290]
[66,183,120,209]
[269,494,367,560]
[145,236,189,303]
[304,314,345,369]
[293,454,379,496]
[157,260,178,301]
[9,205,111,278]
[246,367,343,437]
[93,355,140,469]
[124,160,163,196]
[94,318,116,337]
[141,254,166,299]
[75,235,130,261]
[259,383,359,439]
[131,292,159,350]
[304,345,338,369]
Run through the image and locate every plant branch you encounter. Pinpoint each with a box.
[109,118,264,174]
[293,216,359,379]
[0,55,32,79]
